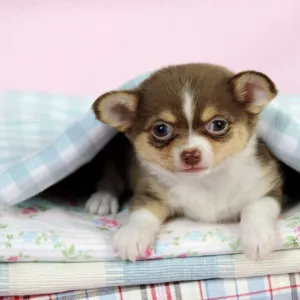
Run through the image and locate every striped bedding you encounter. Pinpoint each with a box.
[8,273,300,300]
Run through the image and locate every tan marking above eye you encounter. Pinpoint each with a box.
[145,111,177,130]
[200,106,218,123]
[159,111,177,123]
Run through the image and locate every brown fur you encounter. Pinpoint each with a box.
[130,175,172,219]
[256,138,283,204]
[92,63,282,215]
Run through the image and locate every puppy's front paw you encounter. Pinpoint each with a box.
[113,224,157,261]
[241,222,278,260]
[85,191,119,216]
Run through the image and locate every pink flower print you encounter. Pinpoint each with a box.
[102,218,118,228]
[144,246,153,258]
[93,217,118,229]
[21,207,38,215]
[177,253,187,258]
[294,226,300,239]
[138,245,154,259]
[7,256,19,262]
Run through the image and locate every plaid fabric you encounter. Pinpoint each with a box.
[1,250,300,296]
[0,74,300,206]
[258,94,300,173]
[4,273,300,300]
[0,91,115,206]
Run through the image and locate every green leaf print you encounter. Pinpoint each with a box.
[59,243,91,260]
[228,238,241,252]
[163,230,173,235]
[97,227,109,232]
[2,234,15,248]
[41,233,48,241]
[287,217,300,228]
[84,253,92,260]
[283,236,299,248]
[34,236,42,244]
[200,229,221,242]
[172,237,180,246]
[33,231,58,245]
[287,235,297,242]
[50,230,58,237]
[62,250,68,258]
[0,224,7,229]
[54,242,63,249]
[18,252,30,259]
[68,245,75,256]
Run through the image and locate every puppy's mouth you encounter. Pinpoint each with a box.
[178,166,207,174]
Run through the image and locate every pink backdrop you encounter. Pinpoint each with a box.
[0,1,299,98]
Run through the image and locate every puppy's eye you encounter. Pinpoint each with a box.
[206,118,229,135]
[151,123,173,140]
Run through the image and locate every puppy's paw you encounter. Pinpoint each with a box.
[113,224,156,261]
[241,222,278,260]
[85,191,119,216]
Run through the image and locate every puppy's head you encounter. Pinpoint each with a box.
[93,64,277,177]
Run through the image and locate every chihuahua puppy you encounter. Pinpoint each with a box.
[86,63,283,261]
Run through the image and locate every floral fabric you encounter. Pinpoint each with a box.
[0,196,299,262]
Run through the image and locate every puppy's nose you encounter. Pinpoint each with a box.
[180,149,201,166]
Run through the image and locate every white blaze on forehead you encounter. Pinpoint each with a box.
[182,87,195,132]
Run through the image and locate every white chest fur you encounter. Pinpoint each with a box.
[164,151,273,223]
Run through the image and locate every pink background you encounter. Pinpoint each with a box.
[0,1,299,98]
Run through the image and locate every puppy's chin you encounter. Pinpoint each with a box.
[140,159,213,184]
[176,167,211,177]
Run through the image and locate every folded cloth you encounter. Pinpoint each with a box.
[14,273,300,300]
[1,249,300,295]
[0,91,115,206]
[0,76,299,206]
[0,196,300,263]
[258,94,300,173]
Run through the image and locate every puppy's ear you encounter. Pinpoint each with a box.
[231,71,278,114]
[92,91,139,132]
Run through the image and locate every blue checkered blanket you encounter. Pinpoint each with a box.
[0,73,299,205]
